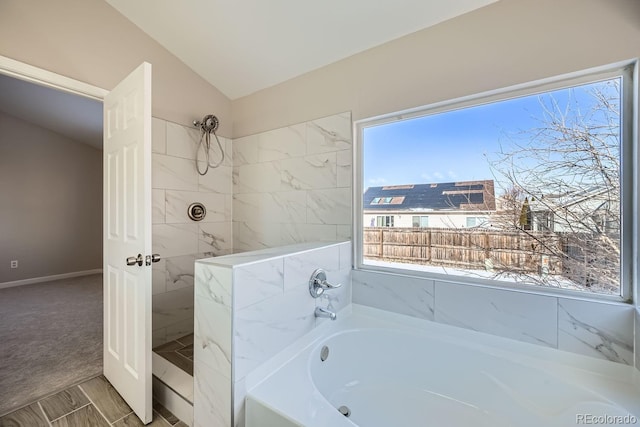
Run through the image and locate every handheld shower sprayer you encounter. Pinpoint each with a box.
[193,115,219,133]
[194,114,224,175]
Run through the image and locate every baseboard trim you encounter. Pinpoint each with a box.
[0,269,103,289]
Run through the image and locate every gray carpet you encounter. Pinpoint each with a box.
[0,274,103,416]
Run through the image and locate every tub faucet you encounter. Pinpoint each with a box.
[315,306,337,321]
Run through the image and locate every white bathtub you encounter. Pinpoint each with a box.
[245,305,640,427]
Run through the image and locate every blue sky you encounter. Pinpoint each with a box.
[362,79,619,194]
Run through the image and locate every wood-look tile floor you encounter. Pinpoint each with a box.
[153,335,194,377]
[0,375,187,427]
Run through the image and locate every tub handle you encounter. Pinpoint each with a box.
[309,268,342,298]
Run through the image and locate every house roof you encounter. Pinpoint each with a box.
[363,180,496,212]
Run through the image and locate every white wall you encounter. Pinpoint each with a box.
[0,112,102,283]
[151,117,233,347]
[0,0,232,137]
[231,0,640,138]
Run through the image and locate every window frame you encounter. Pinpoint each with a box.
[353,60,637,303]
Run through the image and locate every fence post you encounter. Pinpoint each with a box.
[378,228,383,258]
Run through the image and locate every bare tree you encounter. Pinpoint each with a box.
[488,79,621,293]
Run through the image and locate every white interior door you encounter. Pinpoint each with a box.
[103,62,153,424]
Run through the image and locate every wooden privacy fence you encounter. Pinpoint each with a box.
[363,227,565,274]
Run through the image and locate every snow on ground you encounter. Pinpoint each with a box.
[363,258,615,294]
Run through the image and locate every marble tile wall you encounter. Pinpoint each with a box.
[152,117,233,347]
[352,269,635,365]
[194,242,351,427]
[232,113,352,252]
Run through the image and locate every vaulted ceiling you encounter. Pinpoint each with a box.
[105,0,497,100]
[0,0,497,148]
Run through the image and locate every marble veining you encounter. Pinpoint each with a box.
[166,121,200,160]
[434,281,558,348]
[352,270,434,320]
[152,153,198,192]
[152,223,199,258]
[336,149,352,188]
[198,165,233,195]
[152,189,165,224]
[306,188,351,225]
[278,153,337,191]
[558,299,633,365]
[233,285,316,381]
[257,124,306,163]
[194,242,352,427]
[194,361,231,427]
[232,134,259,166]
[281,223,338,246]
[165,255,196,291]
[306,112,352,154]
[198,222,232,255]
[234,258,285,310]
[233,222,279,252]
[195,264,232,307]
[283,245,340,290]
[232,112,353,251]
[233,192,307,224]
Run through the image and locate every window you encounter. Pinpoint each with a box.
[357,63,635,299]
[376,216,394,227]
[466,217,484,228]
[412,216,429,228]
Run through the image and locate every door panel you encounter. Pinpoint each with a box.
[103,62,152,424]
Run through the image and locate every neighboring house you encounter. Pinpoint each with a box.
[363,180,496,228]
[519,186,619,234]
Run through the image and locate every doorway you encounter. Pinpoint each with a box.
[0,57,158,425]
[0,69,103,416]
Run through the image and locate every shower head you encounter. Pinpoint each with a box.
[194,114,219,133]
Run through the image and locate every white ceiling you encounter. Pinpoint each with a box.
[0,73,103,148]
[105,0,497,100]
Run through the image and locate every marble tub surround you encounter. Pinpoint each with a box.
[152,117,233,347]
[194,241,351,427]
[352,269,635,365]
[232,112,352,252]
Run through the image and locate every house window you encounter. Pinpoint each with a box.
[376,216,394,227]
[412,216,429,228]
[466,217,483,228]
[357,62,635,299]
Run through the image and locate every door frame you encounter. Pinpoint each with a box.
[0,56,107,100]
[0,55,154,416]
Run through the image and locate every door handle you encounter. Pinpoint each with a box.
[126,254,144,267]
[145,254,162,266]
